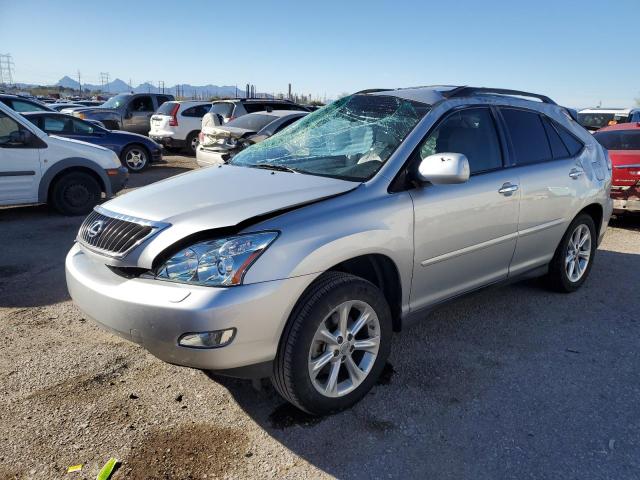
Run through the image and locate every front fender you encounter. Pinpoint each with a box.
[243,189,415,313]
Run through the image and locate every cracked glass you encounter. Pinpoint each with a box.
[230,94,430,181]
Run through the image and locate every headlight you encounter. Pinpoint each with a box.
[155,231,278,286]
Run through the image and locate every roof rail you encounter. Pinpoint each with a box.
[444,87,557,105]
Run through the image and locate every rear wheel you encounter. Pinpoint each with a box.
[272,272,392,415]
[546,213,597,292]
[185,131,200,156]
[121,145,149,172]
[50,171,102,216]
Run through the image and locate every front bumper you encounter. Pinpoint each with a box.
[107,166,129,195]
[65,244,317,374]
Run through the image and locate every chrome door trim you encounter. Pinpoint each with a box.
[420,218,565,266]
[517,218,565,238]
[614,163,640,169]
[420,231,518,267]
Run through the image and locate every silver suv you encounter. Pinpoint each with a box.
[66,86,613,414]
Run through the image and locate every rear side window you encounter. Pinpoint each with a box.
[12,99,49,112]
[541,117,569,159]
[594,130,640,150]
[555,124,584,156]
[156,101,177,115]
[0,111,21,146]
[182,105,209,117]
[419,107,503,174]
[43,115,72,133]
[501,108,551,165]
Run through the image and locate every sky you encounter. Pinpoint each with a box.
[1,0,639,107]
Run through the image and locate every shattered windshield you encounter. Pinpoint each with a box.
[230,94,430,181]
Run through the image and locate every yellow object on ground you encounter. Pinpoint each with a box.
[67,464,82,473]
[96,458,119,480]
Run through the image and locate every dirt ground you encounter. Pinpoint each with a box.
[1,155,639,479]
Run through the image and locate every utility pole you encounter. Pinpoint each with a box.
[100,72,110,92]
[158,80,165,94]
[0,54,15,86]
[77,70,82,97]
[288,83,292,100]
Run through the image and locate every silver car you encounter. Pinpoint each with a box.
[66,86,613,414]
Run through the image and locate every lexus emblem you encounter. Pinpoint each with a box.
[87,220,105,239]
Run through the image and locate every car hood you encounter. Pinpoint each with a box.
[74,107,118,116]
[108,129,158,144]
[104,164,357,226]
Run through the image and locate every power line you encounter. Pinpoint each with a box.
[0,54,15,86]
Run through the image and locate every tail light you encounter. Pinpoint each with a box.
[168,103,180,127]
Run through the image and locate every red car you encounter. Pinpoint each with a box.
[594,123,640,214]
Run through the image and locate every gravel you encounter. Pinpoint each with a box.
[1,155,639,479]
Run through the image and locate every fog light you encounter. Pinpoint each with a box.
[178,328,236,349]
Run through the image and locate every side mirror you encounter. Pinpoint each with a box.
[9,130,29,145]
[416,152,470,185]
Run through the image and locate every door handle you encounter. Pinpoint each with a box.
[569,168,584,179]
[498,182,519,195]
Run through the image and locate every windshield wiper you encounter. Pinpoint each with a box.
[253,163,299,173]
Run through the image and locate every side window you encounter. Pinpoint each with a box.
[130,96,154,112]
[182,106,209,118]
[181,106,197,117]
[273,116,301,134]
[419,107,503,174]
[0,112,22,147]
[554,122,584,156]
[71,118,95,135]
[12,100,48,112]
[541,117,569,159]
[243,103,267,113]
[501,108,552,165]
[157,95,171,106]
[43,115,72,133]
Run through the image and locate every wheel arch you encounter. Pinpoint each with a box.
[328,254,403,332]
[39,158,110,203]
[578,203,604,239]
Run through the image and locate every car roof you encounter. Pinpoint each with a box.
[249,110,307,118]
[597,122,640,132]
[364,85,558,107]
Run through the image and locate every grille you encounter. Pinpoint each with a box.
[77,207,164,257]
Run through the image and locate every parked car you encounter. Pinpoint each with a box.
[149,101,211,155]
[0,94,55,112]
[0,102,127,215]
[50,103,86,112]
[206,98,309,124]
[578,108,640,132]
[22,112,162,172]
[594,122,640,214]
[71,93,174,134]
[196,110,308,167]
[65,86,612,414]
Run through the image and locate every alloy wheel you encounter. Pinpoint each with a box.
[308,300,381,398]
[125,148,147,170]
[565,224,591,282]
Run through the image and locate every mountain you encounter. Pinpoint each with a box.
[48,76,263,98]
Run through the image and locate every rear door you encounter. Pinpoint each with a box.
[409,106,520,309]
[0,111,41,204]
[500,108,587,276]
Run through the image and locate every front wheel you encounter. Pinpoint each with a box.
[50,171,102,216]
[272,272,392,415]
[121,145,149,172]
[546,213,597,292]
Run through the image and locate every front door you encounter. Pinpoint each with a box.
[0,111,41,204]
[125,96,155,134]
[409,107,520,310]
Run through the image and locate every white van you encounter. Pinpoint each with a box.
[0,101,127,215]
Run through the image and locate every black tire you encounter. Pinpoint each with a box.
[50,171,102,216]
[272,272,392,415]
[185,131,200,156]
[546,213,597,293]
[120,144,149,172]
